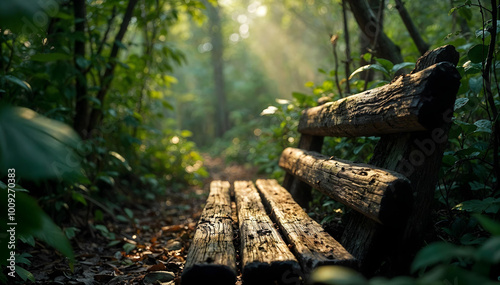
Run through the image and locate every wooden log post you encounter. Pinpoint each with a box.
[181,181,237,285]
[279,148,412,225]
[234,181,302,285]
[256,179,356,275]
[340,45,461,274]
[297,62,459,138]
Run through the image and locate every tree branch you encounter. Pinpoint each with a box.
[73,0,90,137]
[395,0,429,55]
[347,0,403,64]
[87,0,139,135]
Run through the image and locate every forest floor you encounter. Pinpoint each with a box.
[17,155,261,285]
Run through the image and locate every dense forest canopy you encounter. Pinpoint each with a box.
[0,0,499,284]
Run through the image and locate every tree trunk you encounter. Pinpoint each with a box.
[204,0,229,137]
[347,0,403,64]
[395,0,429,55]
[73,0,89,138]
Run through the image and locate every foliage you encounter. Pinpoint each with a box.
[0,105,76,282]
[0,0,208,282]
[248,0,500,283]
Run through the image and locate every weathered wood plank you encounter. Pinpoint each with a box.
[234,181,302,285]
[297,62,461,137]
[279,147,412,225]
[181,181,237,285]
[256,179,356,274]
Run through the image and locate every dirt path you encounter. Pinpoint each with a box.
[13,156,259,285]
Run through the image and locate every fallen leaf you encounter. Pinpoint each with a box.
[148,263,167,272]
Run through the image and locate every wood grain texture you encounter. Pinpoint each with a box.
[297,62,460,137]
[234,181,302,285]
[256,179,355,274]
[181,181,237,285]
[279,148,412,225]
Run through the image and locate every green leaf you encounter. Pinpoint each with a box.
[473,214,500,235]
[96,175,115,186]
[468,76,483,93]
[454,97,469,111]
[468,44,488,64]
[64,227,79,240]
[115,40,127,50]
[474,119,492,134]
[349,64,389,80]
[454,197,500,213]
[3,75,31,91]
[411,242,474,273]
[0,0,45,32]
[458,7,472,21]
[72,192,87,206]
[15,266,35,282]
[30,53,72,62]
[476,236,500,263]
[0,105,82,180]
[109,151,132,171]
[391,62,415,74]
[123,243,136,254]
[181,130,193,137]
[124,208,134,219]
[419,265,495,285]
[375,58,394,72]
[0,192,74,265]
[94,210,104,222]
[310,265,367,285]
[75,57,90,69]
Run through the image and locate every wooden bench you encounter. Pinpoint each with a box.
[181,45,461,285]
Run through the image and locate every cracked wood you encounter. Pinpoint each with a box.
[298,62,461,137]
[234,181,302,284]
[181,181,236,285]
[256,179,355,274]
[279,148,412,225]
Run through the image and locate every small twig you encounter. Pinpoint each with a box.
[96,6,117,57]
[363,0,385,91]
[330,34,343,98]
[342,0,351,94]
[480,0,500,190]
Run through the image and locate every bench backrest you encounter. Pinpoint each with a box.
[279,45,461,274]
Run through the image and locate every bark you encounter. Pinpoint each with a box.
[297,62,461,137]
[73,0,89,137]
[234,181,301,285]
[256,179,355,274]
[279,148,412,225]
[87,0,139,135]
[341,45,461,274]
[347,0,403,64]
[395,0,429,55]
[181,181,237,285]
[204,0,229,137]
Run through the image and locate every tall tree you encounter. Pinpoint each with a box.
[203,0,229,137]
[86,0,139,136]
[73,0,89,136]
